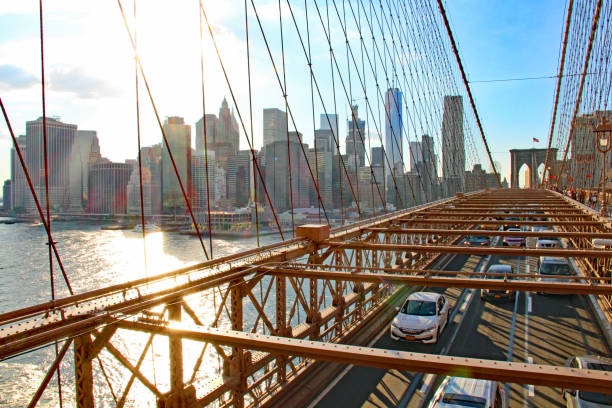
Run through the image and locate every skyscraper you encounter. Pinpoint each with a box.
[217,97,240,156]
[195,114,218,150]
[25,117,77,212]
[161,116,191,213]
[127,145,162,215]
[88,161,133,214]
[227,150,251,208]
[262,136,309,213]
[441,95,464,189]
[2,180,11,210]
[191,150,216,210]
[409,141,423,172]
[10,135,27,212]
[319,113,338,138]
[346,105,366,168]
[263,108,287,146]
[68,130,100,212]
[385,88,403,178]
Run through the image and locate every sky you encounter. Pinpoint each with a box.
[0,0,568,193]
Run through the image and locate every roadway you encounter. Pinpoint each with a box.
[310,238,611,408]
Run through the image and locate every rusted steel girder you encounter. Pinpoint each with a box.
[115,324,612,394]
[268,262,612,282]
[430,206,582,211]
[324,241,612,258]
[413,212,592,219]
[363,227,612,239]
[395,219,603,227]
[259,267,612,295]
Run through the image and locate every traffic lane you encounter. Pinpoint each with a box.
[313,253,481,408]
[448,254,610,408]
[447,254,526,407]
[512,283,610,407]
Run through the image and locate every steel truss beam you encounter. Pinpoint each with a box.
[364,227,612,239]
[258,267,612,295]
[396,219,603,227]
[325,241,612,258]
[115,324,612,394]
[413,212,592,219]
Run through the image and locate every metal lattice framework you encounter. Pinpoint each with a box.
[1,188,612,407]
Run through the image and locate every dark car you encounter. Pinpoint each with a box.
[481,264,515,301]
[466,236,491,246]
[503,217,521,230]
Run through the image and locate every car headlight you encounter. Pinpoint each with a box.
[391,320,400,329]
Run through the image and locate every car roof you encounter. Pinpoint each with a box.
[487,264,512,273]
[576,355,612,368]
[539,256,568,264]
[439,376,493,403]
[507,227,521,231]
[408,291,441,302]
[537,237,559,241]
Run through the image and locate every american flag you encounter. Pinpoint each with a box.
[533,137,540,143]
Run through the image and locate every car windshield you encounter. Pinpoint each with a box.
[441,393,486,407]
[540,263,570,275]
[579,363,612,403]
[401,300,436,316]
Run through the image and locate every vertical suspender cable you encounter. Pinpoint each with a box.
[279,0,296,236]
[245,0,261,246]
[305,0,322,224]
[134,0,149,271]
[38,1,63,405]
[199,0,214,257]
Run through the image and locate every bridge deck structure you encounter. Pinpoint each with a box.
[1,188,611,407]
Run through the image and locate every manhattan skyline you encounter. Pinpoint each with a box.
[0,1,568,189]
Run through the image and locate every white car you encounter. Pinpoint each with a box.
[390,292,450,343]
[428,376,507,408]
[536,237,559,248]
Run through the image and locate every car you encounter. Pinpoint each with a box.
[503,217,521,230]
[536,237,559,248]
[480,217,499,231]
[390,291,450,343]
[503,228,526,247]
[481,264,514,300]
[532,225,551,233]
[466,235,491,246]
[564,355,612,407]
[427,376,507,408]
[537,256,573,294]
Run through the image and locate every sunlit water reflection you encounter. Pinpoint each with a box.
[0,220,280,407]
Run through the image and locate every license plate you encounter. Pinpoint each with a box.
[404,335,415,340]
[494,295,502,298]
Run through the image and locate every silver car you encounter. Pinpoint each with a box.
[564,355,612,407]
[428,376,507,407]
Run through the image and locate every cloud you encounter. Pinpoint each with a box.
[0,65,39,90]
[47,66,120,99]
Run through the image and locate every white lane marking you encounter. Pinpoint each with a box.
[527,295,532,313]
[524,258,532,407]
[527,357,535,397]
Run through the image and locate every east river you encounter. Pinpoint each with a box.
[0,219,281,407]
